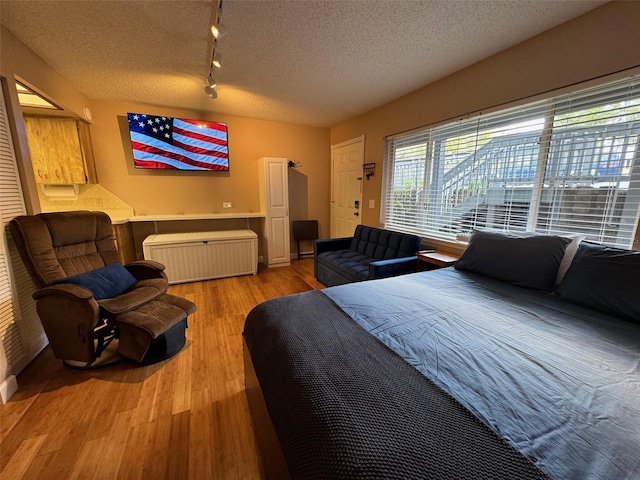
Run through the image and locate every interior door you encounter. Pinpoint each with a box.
[331,136,364,238]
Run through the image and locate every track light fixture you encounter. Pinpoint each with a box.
[207,71,217,88]
[210,0,226,39]
[212,51,223,69]
[204,0,225,100]
[210,21,227,40]
[204,85,217,99]
[204,65,217,98]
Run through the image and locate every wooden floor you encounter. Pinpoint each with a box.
[0,259,324,480]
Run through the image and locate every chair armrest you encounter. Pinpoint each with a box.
[125,260,167,281]
[33,283,94,301]
[32,285,101,363]
[314,237,352,256]
[369,256,418,279]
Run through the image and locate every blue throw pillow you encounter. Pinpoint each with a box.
[55,263,137,300]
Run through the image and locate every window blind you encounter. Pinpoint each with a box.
[0,81,27,376]
[382,76,640,248]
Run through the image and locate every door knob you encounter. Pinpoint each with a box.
[354,212,359,217]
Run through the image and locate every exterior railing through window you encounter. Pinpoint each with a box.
[382,76,640,248]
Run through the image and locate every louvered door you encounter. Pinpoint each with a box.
[0,80,45,381]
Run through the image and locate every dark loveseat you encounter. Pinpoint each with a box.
[314,225,422,287]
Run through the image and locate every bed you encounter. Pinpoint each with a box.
[243,230,640,480]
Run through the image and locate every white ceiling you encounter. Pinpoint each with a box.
[1,0,608,128]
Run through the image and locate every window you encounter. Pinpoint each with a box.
[15,81,61,110]
[382,77,640,248]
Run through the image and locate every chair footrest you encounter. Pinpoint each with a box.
[113,294,194,362]
[114,299,185,339]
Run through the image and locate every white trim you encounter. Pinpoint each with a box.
[331,134,365,151]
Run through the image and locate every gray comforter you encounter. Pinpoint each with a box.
[324,268,640,480]
[244,267,640,479]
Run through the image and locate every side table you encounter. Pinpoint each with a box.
[417,251,459,271]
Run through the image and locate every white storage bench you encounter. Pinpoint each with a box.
[142,230,258,284]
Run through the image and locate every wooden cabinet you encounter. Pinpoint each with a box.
[113,223,137,264]
[258,157,291,267]
[23,116,96,184]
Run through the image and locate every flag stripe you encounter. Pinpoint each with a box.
[177,117,228,134]
[172,128,229,154]
[174,119,227,143]
[134,159,178,170]
[131,141,228,170]
[173,125,228,147]
[172,137,228,158]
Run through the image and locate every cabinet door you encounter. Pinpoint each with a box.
[23,116,87,184]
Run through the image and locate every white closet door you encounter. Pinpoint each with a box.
[259,157,290,267]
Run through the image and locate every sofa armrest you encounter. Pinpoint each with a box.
[369,256,418,280]
[314,237,352,256]
[125,260,167,281]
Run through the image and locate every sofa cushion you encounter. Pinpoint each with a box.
[350,225,421,261]
[317,249,375,282]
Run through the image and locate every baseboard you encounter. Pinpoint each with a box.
[0,375,18,404]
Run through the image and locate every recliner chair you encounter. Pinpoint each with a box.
[8,210,197,367]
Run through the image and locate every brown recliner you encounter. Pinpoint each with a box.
[8,210,197,367]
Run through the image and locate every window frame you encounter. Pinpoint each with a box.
[381,76,640,248]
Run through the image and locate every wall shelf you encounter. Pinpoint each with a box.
[126,212,266,234]
[128,212,265,222]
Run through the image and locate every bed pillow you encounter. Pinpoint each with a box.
[455,229,571,291]
[555,242,640,323]
[54,263,137,300]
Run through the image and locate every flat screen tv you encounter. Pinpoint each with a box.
[127,112,229,171]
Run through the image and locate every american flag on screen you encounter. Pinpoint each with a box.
[127,113,229,171]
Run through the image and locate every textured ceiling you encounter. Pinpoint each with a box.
[1,0,607,128]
